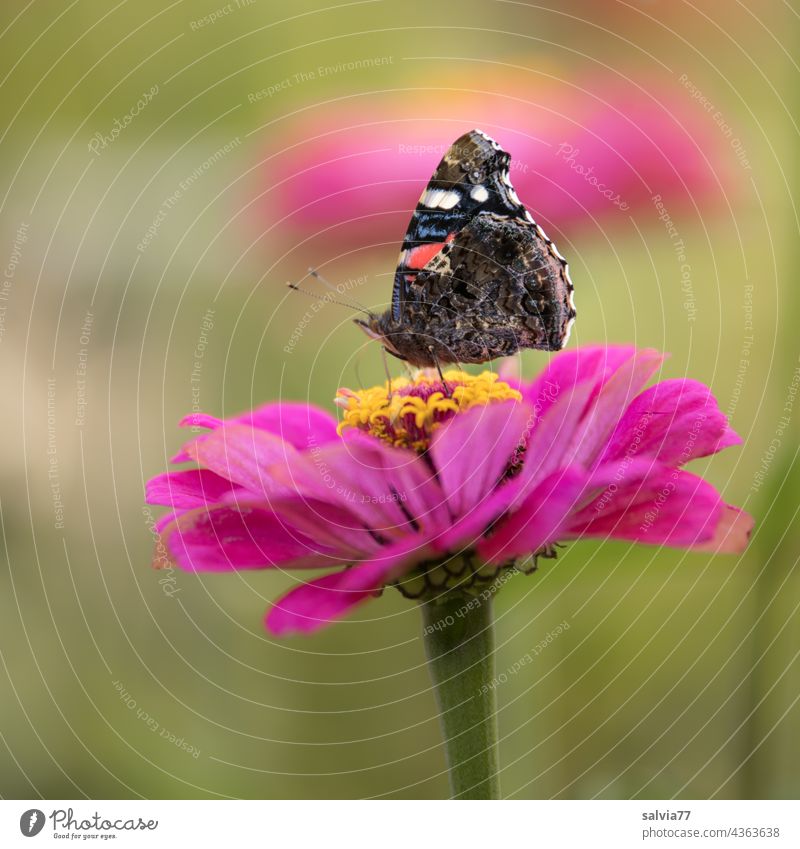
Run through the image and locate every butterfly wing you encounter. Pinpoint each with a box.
[392,129,574,353]
[400,211,575,360]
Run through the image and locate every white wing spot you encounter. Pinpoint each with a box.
[565,267,575,304]
[438,190,461,209]
[474,129,501,148]
[562,314,575,346]
[470,185,489,203]
[421,188,445,208]
[421,188,461,209]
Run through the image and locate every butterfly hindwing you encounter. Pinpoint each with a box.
[400,212,573,359]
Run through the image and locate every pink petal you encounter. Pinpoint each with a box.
[234,401,339,449]
[478,468,589,563]
[519,344,638,418]
[170,414,225,463]
[521,378,597,484]
[262,77,726,252]
[178,413,222,430]
[171,403,337,462]
[305,434,434,535]
[265,537,430,635]
[362,435,450,531]
[695,505,753,553]
[154,511,177,534]
[507,346,661,482]
[267,431,450,535]
[600,379,741,467]
[262,494,384,558]
[145,469,241,510]
[186,424,297,498]
[430,401,531,520]
[160,504,333,572]
[566,464,727,548]
[433,472,531,553]
[564,348,665,467]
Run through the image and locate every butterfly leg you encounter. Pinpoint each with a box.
[381,346,394,399]
[428,346,452,398]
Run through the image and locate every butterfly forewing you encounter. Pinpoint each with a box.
[393,130,528,318]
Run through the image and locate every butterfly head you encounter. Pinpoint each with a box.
[354,313,407,361]
[355,312,459,368]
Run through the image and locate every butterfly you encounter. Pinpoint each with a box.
[356,129,576,368]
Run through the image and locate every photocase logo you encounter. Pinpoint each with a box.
[19,809,45,837]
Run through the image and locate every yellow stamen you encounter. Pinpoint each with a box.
[336,369,522,450]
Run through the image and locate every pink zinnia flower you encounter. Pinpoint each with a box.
[258,71,732,257]
[146,346,752,636]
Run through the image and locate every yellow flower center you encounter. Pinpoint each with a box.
[335,369,522,450]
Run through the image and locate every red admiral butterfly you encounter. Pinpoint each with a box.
[356,129,576,368]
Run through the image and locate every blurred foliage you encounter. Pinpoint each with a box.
[0,0,798,799]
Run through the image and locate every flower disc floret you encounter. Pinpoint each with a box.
[336,369,522,450]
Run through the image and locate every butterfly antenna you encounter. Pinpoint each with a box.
[308,267,371,315]
[286,280,371,317]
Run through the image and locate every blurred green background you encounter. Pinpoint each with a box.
[1,0,798,799]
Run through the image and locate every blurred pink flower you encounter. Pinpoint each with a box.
[258,71,730,256]
[147,346,752,636]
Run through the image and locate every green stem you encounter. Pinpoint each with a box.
[421,592,499,799]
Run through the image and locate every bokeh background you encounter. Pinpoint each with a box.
[1,0,798,799]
